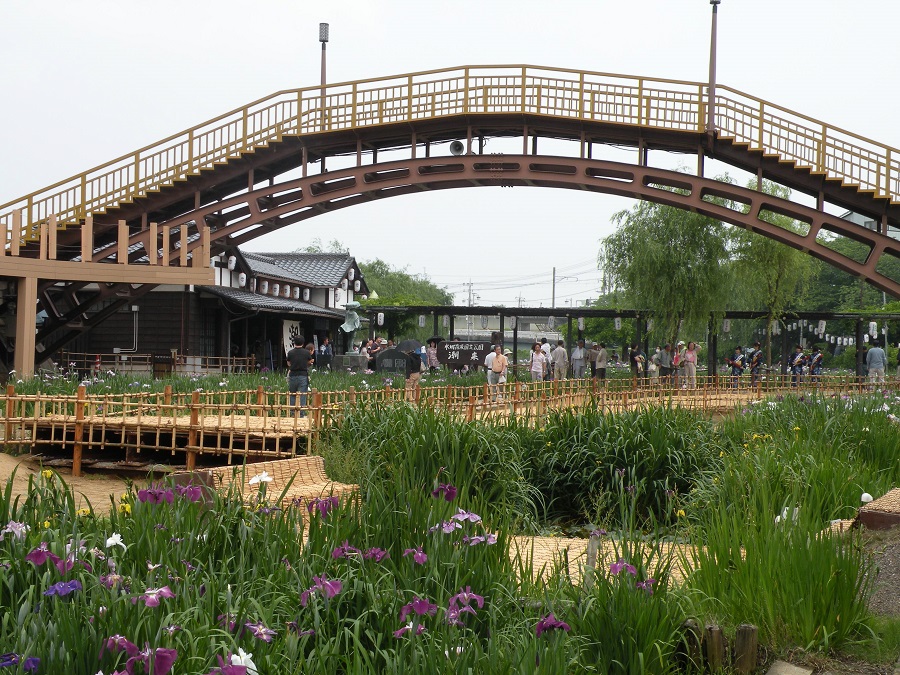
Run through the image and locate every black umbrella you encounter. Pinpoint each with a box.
[427,336,445,345]
[396,339,422,353]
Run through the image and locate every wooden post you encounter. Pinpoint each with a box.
[733,624,758,674]
[349,386,356,405]
[584,536,599,590]
[4,385,15,449]
[680,619,703,671]
[705,625,725,672]
[313,391,323,430]
[186,390,200,471]
[163,384,172,407]
[72,385,86,477]
[466,395,476,422]
[256,386,265,406]
[483,382,490,404]
[513,381,522,414]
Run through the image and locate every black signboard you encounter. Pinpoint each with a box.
[437,341,491,368]
[375,348,412,374]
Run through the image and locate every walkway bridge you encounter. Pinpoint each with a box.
[2,65,900,374]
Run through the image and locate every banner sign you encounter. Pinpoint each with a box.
[437,341,491,368]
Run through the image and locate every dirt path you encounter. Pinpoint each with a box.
[0,453,129,515]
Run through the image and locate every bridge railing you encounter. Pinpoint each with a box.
[3,65,898,247]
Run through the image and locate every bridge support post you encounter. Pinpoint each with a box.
[13,276,38,377]
[855,319,865,378]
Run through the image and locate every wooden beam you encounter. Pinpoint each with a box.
[13,275,38,377]
[11,210,21,256]
[180,224,187,267]
[148,222,157,265]
[81,215,93,263]
[0,258,214,284]
[39,222,47,259]
[118,220,128,264]
[48,214,57,260]
[161,226,170,266]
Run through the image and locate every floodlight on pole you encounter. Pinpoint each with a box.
[319,23,330,135]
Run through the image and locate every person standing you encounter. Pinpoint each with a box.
[405,348,423,401]
[789,344,806,387]
[286,336,313,416]
[629,343,644,388]
[683,341,698,389]
[596,343,608,381]
[318,337,333,371]
[426,340,441,372]
[551,340,569,380]
[529,343,547,381]
[866,340,887,387]
[587,343,599,378]
[571,340,586,379]
[659,344,673,384]
[673,341,686,388]
[748,341,763,388]
[540,338,552,380]
[489,345,509,401]
[726,346,745,388]
[809,345,824,384]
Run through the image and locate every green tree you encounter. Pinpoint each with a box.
[358,259,453,339]
[730,180,815,364]
[598,194,731,346]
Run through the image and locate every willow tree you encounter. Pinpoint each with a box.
[598,199,731,346]
[730,180,814,364]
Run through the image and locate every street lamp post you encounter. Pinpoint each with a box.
[319,22,329,133]
[707,1,721,136]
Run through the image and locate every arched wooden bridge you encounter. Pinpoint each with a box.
[2,65,900,374]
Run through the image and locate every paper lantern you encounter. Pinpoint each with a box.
[259,280,268,294]
[348,268,355,281]
[341,279,348,290]
[418,315,426,328]
[354,280,361,292]
[577,317,585,331]
[238,272,247,288]
[302,288,310,301]
[283,285,291,298]
[614,317,622,331]
[293,287,300,300]
[377,312,385,327]
[227,255,237,270]
[723,319,731,333]
[271,283,280,296]
[481,316,488,329]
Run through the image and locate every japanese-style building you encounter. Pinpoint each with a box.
[62,249,368,373]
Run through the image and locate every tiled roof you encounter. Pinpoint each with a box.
[199,286,344,319]
[242,252,356,288]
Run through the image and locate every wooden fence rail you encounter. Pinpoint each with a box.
[0,374,884,475]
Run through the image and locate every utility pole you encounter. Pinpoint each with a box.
[551,267,556,308]
[707,1,720,136]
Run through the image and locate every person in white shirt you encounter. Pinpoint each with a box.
[540,338,552,380]
[596,343,608,380]
[551,340,569,380]
[571,340,586,379]
[529,343,547,381]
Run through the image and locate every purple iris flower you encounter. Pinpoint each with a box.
[403,547,427,565]
[363,547,389,562]
[205,654,248,675]
[307,496,340,518]
[285,623,315,638]
[0,654,19,668]
[450,509,482,524]
[331,541,361,559]
[399,597,437,623]
[609,558,638,576]
[127,645,178,675]
[450,586,485,609]
[25,543,62,569]
[300,575,343,607]
[635,579,657,594]
[217,614,237,633]
[0,520,28,541]
[535,612,571,637]
[589,528,607,538]
[175,484,203,502]
[445,603,477,627]
[431,483,458,502]
[462,535,486,546]
[429,520,462,534]
[22,657,39,672]
[136,586,175,607]
[137,487,175,504]
[244,621,277,643]
[43,580,82,597]
[393,624,427,638]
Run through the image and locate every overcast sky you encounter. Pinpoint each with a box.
[2,1,897,307]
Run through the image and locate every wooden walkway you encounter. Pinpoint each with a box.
[0,375,876,475]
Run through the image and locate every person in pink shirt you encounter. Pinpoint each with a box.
[683,341,699,389]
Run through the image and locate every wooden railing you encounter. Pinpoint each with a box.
[60,352,256,376]
[2,65,898,245]
[0,375,886,467]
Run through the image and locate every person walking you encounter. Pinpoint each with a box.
[405,348,423,401]
[540,338,552,380]
[649,346,662,384]
[587,343,599,378]
[866,340,887,387]
[629,343,645,388]
[529,343,547,382]
[286,336,313,416]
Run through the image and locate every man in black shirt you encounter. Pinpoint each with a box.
[286,336,313,415]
